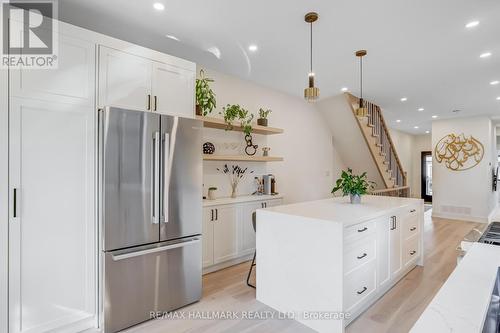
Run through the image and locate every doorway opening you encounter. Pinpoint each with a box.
[421,151,432,203]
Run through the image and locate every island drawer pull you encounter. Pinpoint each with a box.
[410,227,417,231]
[357,227,368,233]
[357,253,367,259]
[410,209,416,213]
[356,287,367,295]
[410,250,416,255]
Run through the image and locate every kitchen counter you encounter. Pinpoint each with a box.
[263,195,422,226]
[203,194,283,207]
[411,242,500,333]
[256,195,424,333]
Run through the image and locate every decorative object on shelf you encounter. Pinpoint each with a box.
[258,108,272,126]
[262,147,271,157]
[203,142,216,154]
[217,164,254,198]
[244,134,258,156]
[331,168,376,204]
[207,187,217,200]
[195,69,216,116]
[434,133,484,171]
[355,50,368,117]
[493,166,498,191]
[220,104,254,135]
[304,12,320,102]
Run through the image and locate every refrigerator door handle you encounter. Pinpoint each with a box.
[152,131,161,224]
[161,133,170,223]
[111,237,201,261]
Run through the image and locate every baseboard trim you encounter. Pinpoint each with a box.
[203,254,254,275]
[432,211,488,223]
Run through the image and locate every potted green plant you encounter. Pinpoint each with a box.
[220,104,254,135]
[207,186,217,200]
[195,69,216,116]
[331,168,375,204]
[257,108,272,126]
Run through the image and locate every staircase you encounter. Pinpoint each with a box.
[317,93,409,195]
[345,93,407,189]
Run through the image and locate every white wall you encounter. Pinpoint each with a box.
[432,116,497,222]
[0,66,8,333]
[200,68,344,204]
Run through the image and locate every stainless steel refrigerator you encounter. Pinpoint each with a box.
[99,107,202,333]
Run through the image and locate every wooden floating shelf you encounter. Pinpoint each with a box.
[203,155,283,162]
[196,116,284,135]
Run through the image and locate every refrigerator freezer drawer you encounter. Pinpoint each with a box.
[103,237,202,333]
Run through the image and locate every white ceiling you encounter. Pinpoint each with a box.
[59,0,500,134]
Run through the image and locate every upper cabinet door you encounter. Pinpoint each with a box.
[10,32,95,106]
[98,46,152,111]
[152,62,195,118]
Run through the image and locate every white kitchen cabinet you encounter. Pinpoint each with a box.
[213,207,238,264]
[8,98,96,333]
[376,216,391,290]
[98,46,195,118]
[238,202,261,256]
[202,208,214,267]
[390,213,402,277]
[98,46,152,111]
[152,62,195,117]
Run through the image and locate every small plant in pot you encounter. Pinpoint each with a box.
[331,168,375,204]
[220,104,254,135]
[195,69,216,116]
[258,108,272,127]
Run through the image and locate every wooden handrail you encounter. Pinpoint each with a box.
[372,186,410,198]
[372,186,410,194]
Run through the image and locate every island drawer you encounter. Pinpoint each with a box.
[344,261,377,311]
[403,233,420,266]
[344,219,376,242]
[403,213,420,240]
[344,236,376,274]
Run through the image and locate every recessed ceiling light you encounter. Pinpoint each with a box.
[153,2,165,10]
[165,35,179,41]
[414,126,419,129]
[248,44,258,52]
[490,80,500,85]
[480,52,492,58]
[400,97,407,102]
[418,107,424,111]
[465,21,480,28]
[432,115,438,119]
[341,87,348,92]
[425,130,430,134]
[396,119,401,123]
[497,97,500,101]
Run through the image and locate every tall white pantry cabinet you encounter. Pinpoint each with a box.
[2,20,196,333]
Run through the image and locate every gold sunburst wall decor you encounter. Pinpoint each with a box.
[434,133,484,171]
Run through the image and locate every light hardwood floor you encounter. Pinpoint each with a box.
[126,211,480,333]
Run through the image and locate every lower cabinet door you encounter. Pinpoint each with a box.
[202,208,214,268]
[376,216,391,289]
[238,202,261,256]
[390,214,402,277]
[213,207,238,264]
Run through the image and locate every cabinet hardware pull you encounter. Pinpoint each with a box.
[215,209,218,221]
[410,209,416,213]
[13,188,18,218]
[154,96,158,111]
[357,227,368,232]
[410,227,416,231]
[211,209,214,221]
[357,253,367,259]
[410,250,416,255]
[357,286,367,295]
[147,94,151,110]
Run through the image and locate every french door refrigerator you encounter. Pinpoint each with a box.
[99,107,202,333]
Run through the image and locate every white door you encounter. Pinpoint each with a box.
[213,206,238,264]
[390,214,402,277]
[98,46,152,111]
[151,62,195,118]
[376,216,391,289]
[8,98,96,333]
[202,208,214,268]
[238,202,261,256]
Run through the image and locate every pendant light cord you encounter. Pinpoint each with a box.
[310,22,313,74]
[360,56,363,99]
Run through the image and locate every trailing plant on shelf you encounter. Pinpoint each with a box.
[220,104,254,135]
[257,108,272,126]
[195,69,216,116]
[331,168,375,204]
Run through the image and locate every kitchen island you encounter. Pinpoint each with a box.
[256,195,424,333]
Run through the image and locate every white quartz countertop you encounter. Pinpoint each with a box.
[411,242,500,333]
[203,194,283,207]
[261,195,422,225]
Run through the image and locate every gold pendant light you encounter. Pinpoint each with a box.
[304,12,319,102]
[355,50,368,117]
